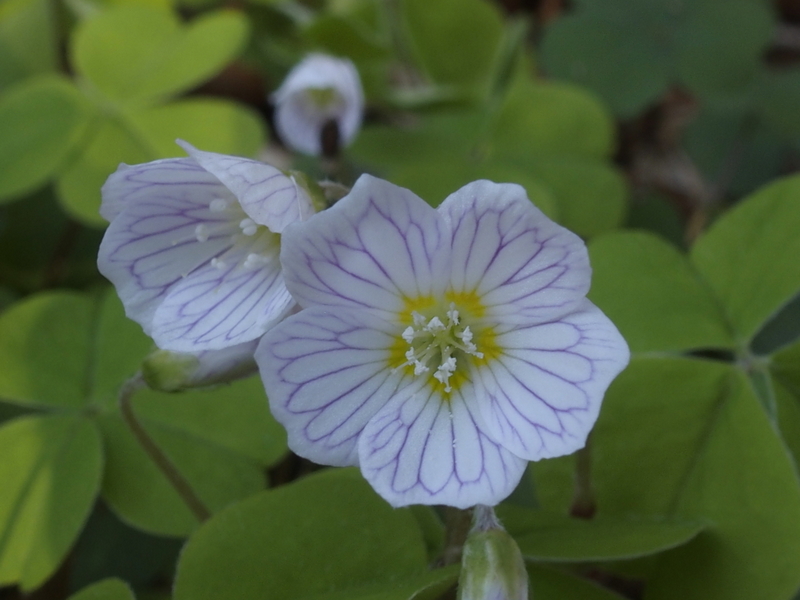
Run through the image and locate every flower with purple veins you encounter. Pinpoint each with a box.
[256,175,630,508]
[98,140,314,352]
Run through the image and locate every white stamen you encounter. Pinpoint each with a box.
[210,257,226,270]
[447,305,460,325]
[210,198,229,212]
[403,348,429,375]
[243,253,268,269]
[239,218,258,236]
[426,316,445,332]
[397,303,485,393]
[194,224,209,243]
[434,357,457,392]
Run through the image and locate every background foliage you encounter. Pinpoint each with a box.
[1,0,800,599]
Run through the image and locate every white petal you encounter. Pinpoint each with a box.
[280,174,450,317]
[98,159,239,336]
[177,140,314,232]
[359,387,527,508]
[100,157,210,222]
[256,307,407,467]
[438,180,591,326]
[272,54,364,155]
[273,98,330,157]
[150,240,294,351]
[472,299,630,461]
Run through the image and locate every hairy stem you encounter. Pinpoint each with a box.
[118,373,211,523]
[441,506,474,566]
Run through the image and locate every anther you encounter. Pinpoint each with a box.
[447,304,460,325]
[239,218,258,236]
[243,253,268,269]
[426,316,445,332]
[210,257,226,270]
[194,224,209,243]
[434,357,457,392]
[209,198,229,212]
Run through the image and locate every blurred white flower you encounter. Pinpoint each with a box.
[272,53,364,156]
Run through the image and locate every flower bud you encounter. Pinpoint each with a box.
[287,169,328,213]
[141,340,259,392]
[458,506,528,600]
[272,53,364,157]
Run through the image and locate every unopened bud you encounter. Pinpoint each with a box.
[458,505,528,600]
[141,340,259,392]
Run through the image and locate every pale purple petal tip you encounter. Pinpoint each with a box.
[474,299,630,461]
[358,390,528,508]
[256,307,403,467]
[280,174,449,314]
[177,140,314,232]
[440,180,591,325]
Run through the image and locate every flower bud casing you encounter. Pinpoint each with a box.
[141,340,259,392]
[457,506,528,600]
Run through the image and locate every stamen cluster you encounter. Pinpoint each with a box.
[191,196,275,271]
[399,303,483,392]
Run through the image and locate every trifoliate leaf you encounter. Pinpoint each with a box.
[0,415,103,591]
[173,469,431,600]
[0,76,93,202]
[691,174,800,345]
[73,5,248,107]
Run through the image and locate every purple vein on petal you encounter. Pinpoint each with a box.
[281,180,448,312]
[257,307,404,467]
[359,387,527,507]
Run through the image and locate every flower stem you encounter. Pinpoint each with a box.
[471,504,502,532]
[118,373,212,523]
[569,435,596,519]
[441,506,474,566]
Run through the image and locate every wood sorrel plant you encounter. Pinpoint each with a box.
[4,2,800,599]
[95,144,628,598]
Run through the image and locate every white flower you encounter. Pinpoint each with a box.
[255,175,630,508]
[272,53,364,156]
[98,140,314,352]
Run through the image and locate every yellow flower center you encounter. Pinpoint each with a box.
[391,294,498,395]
